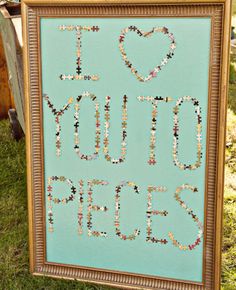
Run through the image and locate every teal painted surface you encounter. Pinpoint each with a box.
[40,17,211,282]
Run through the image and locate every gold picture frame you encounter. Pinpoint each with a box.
[22,0,231,289]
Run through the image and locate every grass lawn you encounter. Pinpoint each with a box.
[233,2,236,15]
[0,112,236,289]
[233,1,236,15]
[1,26,236,290]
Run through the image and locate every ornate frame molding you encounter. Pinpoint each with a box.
[22,1,231,289]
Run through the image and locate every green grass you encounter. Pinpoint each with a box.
[222,189,236,289]
[1,39,236,288]
[1,2,236,287]
[233,0,236,15]
[0,116,236,289]
[221,60,236,289]
[0,120,112,290]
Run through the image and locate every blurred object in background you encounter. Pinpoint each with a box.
[231,15,236,55]
[0,33,14,119]
[231,26,236,54]
[0,2,24,140]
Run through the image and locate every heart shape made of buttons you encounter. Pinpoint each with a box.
[119,26,176,82]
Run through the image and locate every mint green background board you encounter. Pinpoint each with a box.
[40,17,211,282]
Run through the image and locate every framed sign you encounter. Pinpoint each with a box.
[22,0,231,289]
